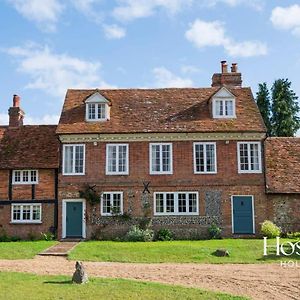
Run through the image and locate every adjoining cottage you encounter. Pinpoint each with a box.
[0,62,299,240]
[265,138,300,232]
[0,95,59,239]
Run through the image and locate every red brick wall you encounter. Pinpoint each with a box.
[0,204,55,239]
[60,140,265,186]
[0,169,56,201]
[0,169,57,239]
[58,140,267,239]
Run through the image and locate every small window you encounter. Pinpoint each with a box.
[154,192,198,215]
[237,142,262,173]
[101,192,123,216]
[63,144,85,175]
[87,103,107,121]
[214,99,235,118]
[194,142,217,174]
[106,144,129,175]
[150,143,173,174]
[12,170,38,184]
[11,204,41,223]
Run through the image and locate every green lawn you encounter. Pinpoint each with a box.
[0,241,57,259]
[69,239,300,263]
[0,272,246,300]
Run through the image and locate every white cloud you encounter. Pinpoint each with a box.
[185,19,267,57]
[103,24,126,39]
[181,65,201,74]
[8,0,64,31]
[71,0,103,23]
[0,113,8,125]
[225,40,268,57]
[25,114,60,125]
[4,43,114,99]
[205,0,264,11]
[0,112,59,125]
[185,20,227,48]
[153,67,193,88]
[271,5,300,36]
[113,0,193,21]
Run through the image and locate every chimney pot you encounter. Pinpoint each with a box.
[231,63,238,73]
[212,61,242,87]
[221,60,228,73]
[13,94,20,107]
[9,94,24,127]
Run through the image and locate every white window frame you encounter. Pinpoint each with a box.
[149,143,173,175]
[12,170,39,185]
[11,203,42,224]
[85,102,108,121]
[101,192,123,216]
[212,98,236,118]
[237,142,262,174]
[106,144,129,175]
[62,144,85,176]
[193,142,217,174]
[153,192,199,216]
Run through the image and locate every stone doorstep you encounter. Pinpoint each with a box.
[38,242,79,257]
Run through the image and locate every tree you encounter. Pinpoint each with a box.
[256,83,272,136]
[271,79,300,137]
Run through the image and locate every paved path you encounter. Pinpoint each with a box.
[0,256,299,300]
[38,242,78,256]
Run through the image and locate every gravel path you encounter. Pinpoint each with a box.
[0,256,299,300]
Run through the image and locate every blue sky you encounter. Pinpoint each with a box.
[1,0,300,125]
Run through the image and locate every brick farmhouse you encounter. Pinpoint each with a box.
[0,61,299,239]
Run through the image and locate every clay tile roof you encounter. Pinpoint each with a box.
[56,88,266,134]
[265,137,300,193]
[0,125,59,169]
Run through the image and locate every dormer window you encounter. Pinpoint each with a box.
[87,103,106,120]
[85,92,110,122]
[212,87,236,119]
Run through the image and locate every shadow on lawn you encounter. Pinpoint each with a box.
[43,280,73,285]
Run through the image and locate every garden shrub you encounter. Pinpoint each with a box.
[0,231,10,242]
[156,228,173,241]
[287,231,300,239]
[126,225,154,242]
[208,223,222,239]
[0,230,21,242]
[260,220,281,238]
[41,232,55,241]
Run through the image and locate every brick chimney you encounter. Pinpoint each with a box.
[8,95,25,127]
[212,61,242,88]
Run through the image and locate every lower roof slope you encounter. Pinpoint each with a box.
[56,88,266,134]
[265,137,300,193]
[0,125,59,169]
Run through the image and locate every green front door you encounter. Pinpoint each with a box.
[66,202,83,237]
[232,196,254,234]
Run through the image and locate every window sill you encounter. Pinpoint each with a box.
[10,221,42,225]
[12,182,39,185]
[62,173,85,176]
[150,172,173,175]
[106,173,129,176]
[101,213,123,217]
[194,172,217,175]
[154,213,199,216]
[238,171,262,174]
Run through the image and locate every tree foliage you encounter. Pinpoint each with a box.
[256,79,300,137]
[256,82,272,135]
[271,79,300,137]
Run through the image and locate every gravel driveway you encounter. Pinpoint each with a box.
[0,256,299,300]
